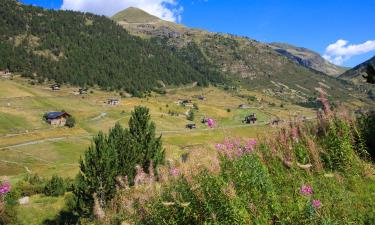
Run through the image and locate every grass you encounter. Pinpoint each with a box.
[15,194,66,225]
[0,77,372,224]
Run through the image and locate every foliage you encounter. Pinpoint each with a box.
[78,131,118,210]
[357,111,375,161]
[104,101,375,225]
[73,106,165,215]
[0,0,224,96]
[186,109,195,121]
[44,175,66,196]
[65,116,76,128]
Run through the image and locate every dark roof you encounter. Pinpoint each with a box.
[46,112,70,119]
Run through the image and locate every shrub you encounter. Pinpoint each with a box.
[320,117,357,171]
[65,116,76,128]
[187,109,195,121]
[357,111,375,161]
[44,175,66,196]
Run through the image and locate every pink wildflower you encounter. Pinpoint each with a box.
[170,168,180,177]
[207,118,216,128]
[312,199,321,209]
[300,185,313,196]
[215,143,224,150]
[245,139,257,152]
[0,182,11,195]
[291,127,298,140]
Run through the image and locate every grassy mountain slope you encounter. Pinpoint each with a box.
[0,0,225,96]
[339,55,375,83]
[112,8,363,104]
[270,42,347,76]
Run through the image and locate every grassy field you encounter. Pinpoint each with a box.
[0,76,369,224]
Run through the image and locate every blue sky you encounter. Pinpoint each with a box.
[20,0,375,67]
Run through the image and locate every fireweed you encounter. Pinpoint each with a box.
[215,138,257,159]
[0,181,10,196]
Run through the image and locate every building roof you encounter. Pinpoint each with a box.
[46,112,70,119]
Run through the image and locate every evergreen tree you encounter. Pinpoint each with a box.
[127,106,165,176]
[78,132,118,209]
[74,106,165,215]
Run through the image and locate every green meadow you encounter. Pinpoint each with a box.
[0,76,370,224]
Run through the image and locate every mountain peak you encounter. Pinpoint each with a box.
[112,7,161,23]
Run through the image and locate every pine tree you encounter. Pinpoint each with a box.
[127,106,165,177]
[78,132,118,209]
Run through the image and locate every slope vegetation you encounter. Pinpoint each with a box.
[112,8,361,104]
[0,0,224,96]
[270,42,347,76]
[339,55,375,83]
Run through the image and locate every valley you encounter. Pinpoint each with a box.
[0,75,319,180]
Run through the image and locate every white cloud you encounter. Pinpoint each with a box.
[61,0,183,22]
[323,39,375,65]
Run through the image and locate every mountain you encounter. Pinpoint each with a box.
[0,0,225,96]
[339,55,375,83]
[112,8,358,103]
[269,43,347,76]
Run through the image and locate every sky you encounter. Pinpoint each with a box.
[20,0,375,67]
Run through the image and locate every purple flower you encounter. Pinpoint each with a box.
[312,199,321,209]
[207,118,216,128]
[0,182,11,195]
[300,185,313,196]
[245,139,257,152]
[170,168,180,177]
[215,143,224,150]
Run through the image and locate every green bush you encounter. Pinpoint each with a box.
[357,111,375,161]
[44,175,66,196]
[187,109,195,121]
[65,116,76,128]
[321,117,357,171]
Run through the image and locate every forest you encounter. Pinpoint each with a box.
[0,0,224,96]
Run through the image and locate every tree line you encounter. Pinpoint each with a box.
[0,0,225,96]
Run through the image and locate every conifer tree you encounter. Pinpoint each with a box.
[127,106,165,177]
[78,132,118,209]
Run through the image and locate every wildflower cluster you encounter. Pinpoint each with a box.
[215,138,257,159]
[300,184,321,210]
[0,181,10,196]
[300,185,313,196]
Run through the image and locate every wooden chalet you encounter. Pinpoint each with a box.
[107,98,120,106]
[51,84,61,91]
[45,112,71,126]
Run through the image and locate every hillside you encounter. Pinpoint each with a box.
[339,55,375,83]
[112,8,361,104]
[269,42,347,76]
[0,0,225,96]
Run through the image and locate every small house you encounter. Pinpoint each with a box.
[0,69,11,79]
[51,84,60,91]
[45,112,71,126]
[107,98,120,106]
[186,124,196,129]
[79,88,88,95]
[238,104,250,109]
[198,96,206,101]
[178,99,193,107]
[243,113,257,124]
